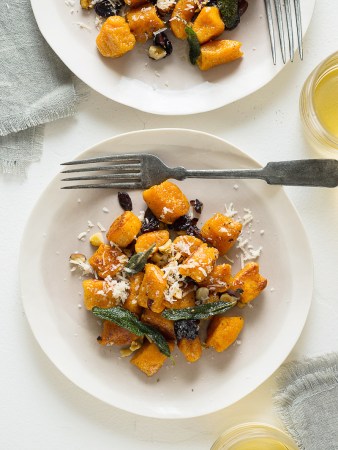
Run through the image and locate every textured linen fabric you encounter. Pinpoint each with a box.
[274,353,338,450]
[0,0,85,174]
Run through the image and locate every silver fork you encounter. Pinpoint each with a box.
[264,0,303,64]
[61,154,338,189]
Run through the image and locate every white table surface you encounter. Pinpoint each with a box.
[1,1,338,448]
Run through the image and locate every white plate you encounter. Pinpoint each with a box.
[20,129,313,418]
[30,0,315,115]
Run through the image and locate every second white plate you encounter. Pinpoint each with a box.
[30,1,315,114]
[20,129,313,418]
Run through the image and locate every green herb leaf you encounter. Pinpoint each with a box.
[92,306,171,357]
[216,0,240,30]
[124,244,155,275]
[161,300,237,320]
[185,26,201,65]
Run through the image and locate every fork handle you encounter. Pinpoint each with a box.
[183,159,338,188]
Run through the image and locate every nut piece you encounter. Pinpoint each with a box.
[89,232,104,247]
[69,253,94,275]
[120,340,143,357]
[148,45,167,60]
[156,0,175,13]
[80,0,92,10]
[158,239,172,253]
[70,253,86,263]
[196,287,209,303]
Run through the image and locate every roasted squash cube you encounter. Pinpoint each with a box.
[179,243,219,282]
[201,213,242,255]
[137,263,167,313]
[163,282,196,309]
[178,336,202,362]
[125,0,147,7]
[170,0,198,39]
[126,4,165,43]
[192,7,225,44]
[199,263,232,292]
[106,211,142,247]
[135,230,170,253]
[96,16,136,58]
[141,309,175,339]
[124,273,144,316]
[206,316,244,352]
[197,39,243,71]
[88,243,128,278]
[231,262,267,304]
[143,181,190,224]
[82,279,118,310]
[172,235,203,259]
[130,340,175,376]
[98,320,139,346]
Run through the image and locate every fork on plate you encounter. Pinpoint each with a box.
[264,0,303,64]
[61,153,338,189]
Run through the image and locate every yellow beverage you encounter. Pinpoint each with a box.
[300,52,338,154]
[211,423,299,450]
[313,67,338,137]
[229,437,291,450]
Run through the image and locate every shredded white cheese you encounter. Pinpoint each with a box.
[104,274,130,304]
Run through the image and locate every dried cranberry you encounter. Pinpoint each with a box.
[94,0,123,17]
[141,208,160,233]
[170,215,205,240]
[239,0,248,16]
[190,199,203,214]
[118,192,132,211]
[154,31,173,56]
[174,319,200,341]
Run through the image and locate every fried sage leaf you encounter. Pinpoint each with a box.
[124,243,155,274]
[92,306,171,356]
[217,0,240,30]
[162,299,237,320]
[185,26,201,65]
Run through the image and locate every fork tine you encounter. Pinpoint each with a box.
[62,173,141,182]
[61,182,143,190]
[284,0,294,62]
[61,154,142,166]
[293,0,303,60]
[264,0,277,65]
[273,0,286,64]
[61,164,141,174]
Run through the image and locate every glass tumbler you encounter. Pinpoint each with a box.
[300,51,338,155]
[210,422,299,450]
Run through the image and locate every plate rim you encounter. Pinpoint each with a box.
[19,128,314,418]
[29,1,316,115]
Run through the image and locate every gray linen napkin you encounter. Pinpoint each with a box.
[274,353,338,450]
[0,0,86,175]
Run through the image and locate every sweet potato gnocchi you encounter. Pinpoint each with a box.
[81,0,248,70]
[70,180,267,377]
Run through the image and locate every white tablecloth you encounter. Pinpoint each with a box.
[1,1,338,448]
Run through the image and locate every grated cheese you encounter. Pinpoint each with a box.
[224,202,238,217]
[104,274,130,304]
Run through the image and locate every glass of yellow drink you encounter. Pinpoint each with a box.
[300,51,338,155]
[211,422,299,450]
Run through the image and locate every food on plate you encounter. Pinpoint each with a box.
[70,180,267,377]
[196,39,243,70]
[96,16,136,58]
[81,0,248,70]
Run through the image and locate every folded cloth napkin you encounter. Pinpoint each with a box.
[274,353,338,450]
[0,0,85,175]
